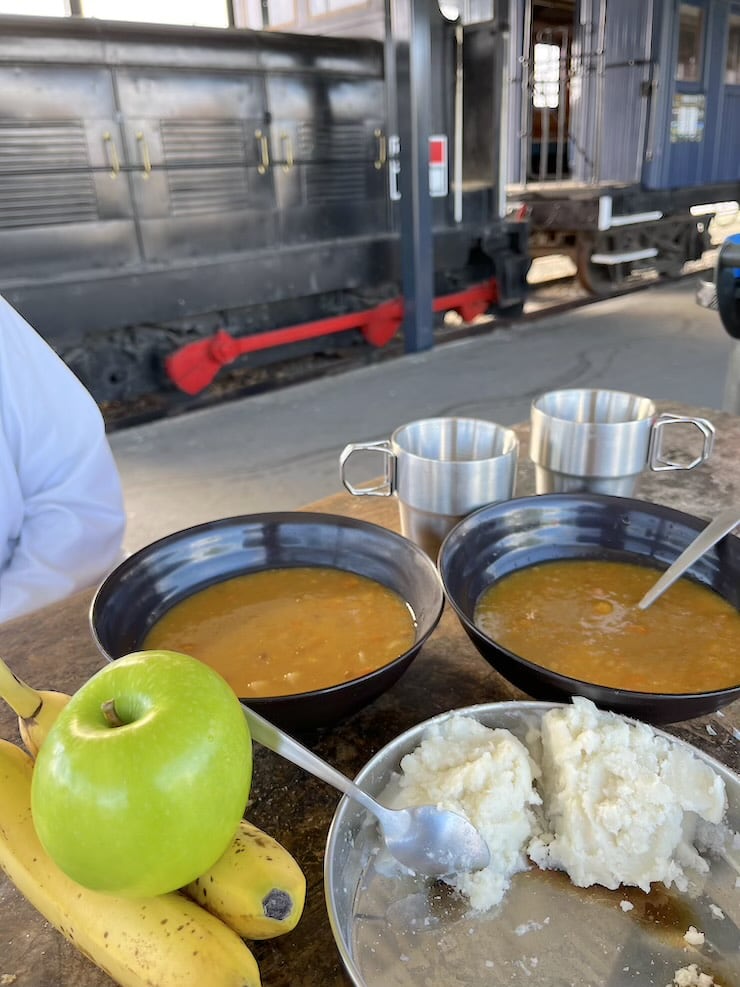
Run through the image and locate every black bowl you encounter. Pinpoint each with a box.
[91,512,444,732]
[438,493,740,723]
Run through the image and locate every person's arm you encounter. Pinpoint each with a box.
[0,299,126,622]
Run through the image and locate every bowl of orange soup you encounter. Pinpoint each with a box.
[91,513,445,732]
[438,493,740,723]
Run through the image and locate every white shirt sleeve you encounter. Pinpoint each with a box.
[0,297,126,622]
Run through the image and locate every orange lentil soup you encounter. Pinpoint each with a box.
[473,559,740,694]
[143,566,416,698]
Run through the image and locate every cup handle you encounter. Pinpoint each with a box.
[339,440,396,496]
[647,414,716,472]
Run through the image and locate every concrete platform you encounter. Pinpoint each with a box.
[109,274,738,556]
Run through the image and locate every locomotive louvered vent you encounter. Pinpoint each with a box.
[0,121,97,229]
[161,120,249,215]
[298,123,367,204]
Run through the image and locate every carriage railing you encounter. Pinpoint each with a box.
[522,28,571,183]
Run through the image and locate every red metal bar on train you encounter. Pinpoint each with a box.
[165,278,499,395]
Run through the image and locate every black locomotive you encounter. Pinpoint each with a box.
[0,12,527,403]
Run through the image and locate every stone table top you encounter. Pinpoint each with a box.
[0,401,738,987]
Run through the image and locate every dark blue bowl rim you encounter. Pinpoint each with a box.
[438,492,740,703]
[90,511,446,705]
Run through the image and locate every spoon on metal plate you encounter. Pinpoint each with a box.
[240,703,490,878]
[636,506,740,611]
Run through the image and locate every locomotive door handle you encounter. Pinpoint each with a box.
[255,130,270,174]
[136,132,152,178]
[280,133,294,172]
[374,129,387,170]
[102,131,121,178]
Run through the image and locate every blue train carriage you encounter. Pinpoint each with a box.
[506,0,740,293]
[0,11,528,404]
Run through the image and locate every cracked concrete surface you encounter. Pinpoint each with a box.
[109,275,737,555]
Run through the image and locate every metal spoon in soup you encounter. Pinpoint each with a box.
[637,506,740,611]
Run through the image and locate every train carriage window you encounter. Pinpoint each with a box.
[676,3,704,82]
[80,0,230,26]
[437,0,493,23]
[262,0,296,25]
[533,42,560,109]
[309,0,369,14]
[0,0,66,11]
[727,13,740,84]
[235,0,296,28]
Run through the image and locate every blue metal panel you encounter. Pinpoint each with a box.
[707,3,740,181]
[716,91,740,179]
[504,0,737,192]
[641,0,675,188]
[648,0,740,189]
[568,0,605,182]
[568,0,654,183]
[599,0,655,182]
[667,0,715,187]
[666,125,711,186]
[600,67,651,182]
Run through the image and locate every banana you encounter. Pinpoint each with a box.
[184,819,306,940]
[0,656,70,757]
[0,737,261,987]
[0,661,308,944]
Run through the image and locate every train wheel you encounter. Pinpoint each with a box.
[494,299,525,319]
[575,236,622,295]
[652,218,694,278]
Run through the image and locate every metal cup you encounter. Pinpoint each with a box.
[529,388,715,496]
[339,417,519,558]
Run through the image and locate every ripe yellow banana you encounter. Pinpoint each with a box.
[184,819,306,939]
[0,656,70,757]
[0,737,261,987]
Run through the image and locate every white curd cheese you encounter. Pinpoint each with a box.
[395,699,727,915]
[669,963,719,986]
[683,926,705,946]
[527,698,727,893]
[397,714,541,911]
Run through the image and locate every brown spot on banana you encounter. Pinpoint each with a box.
[182,818,306,940]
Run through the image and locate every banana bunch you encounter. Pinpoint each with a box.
[0,738,262,987]
[0,658,307,987]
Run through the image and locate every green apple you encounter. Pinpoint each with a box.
[31,650,252,897]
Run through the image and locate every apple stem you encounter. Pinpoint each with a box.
[101,699,125,728]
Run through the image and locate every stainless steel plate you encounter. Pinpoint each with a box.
[325,702,740,987]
